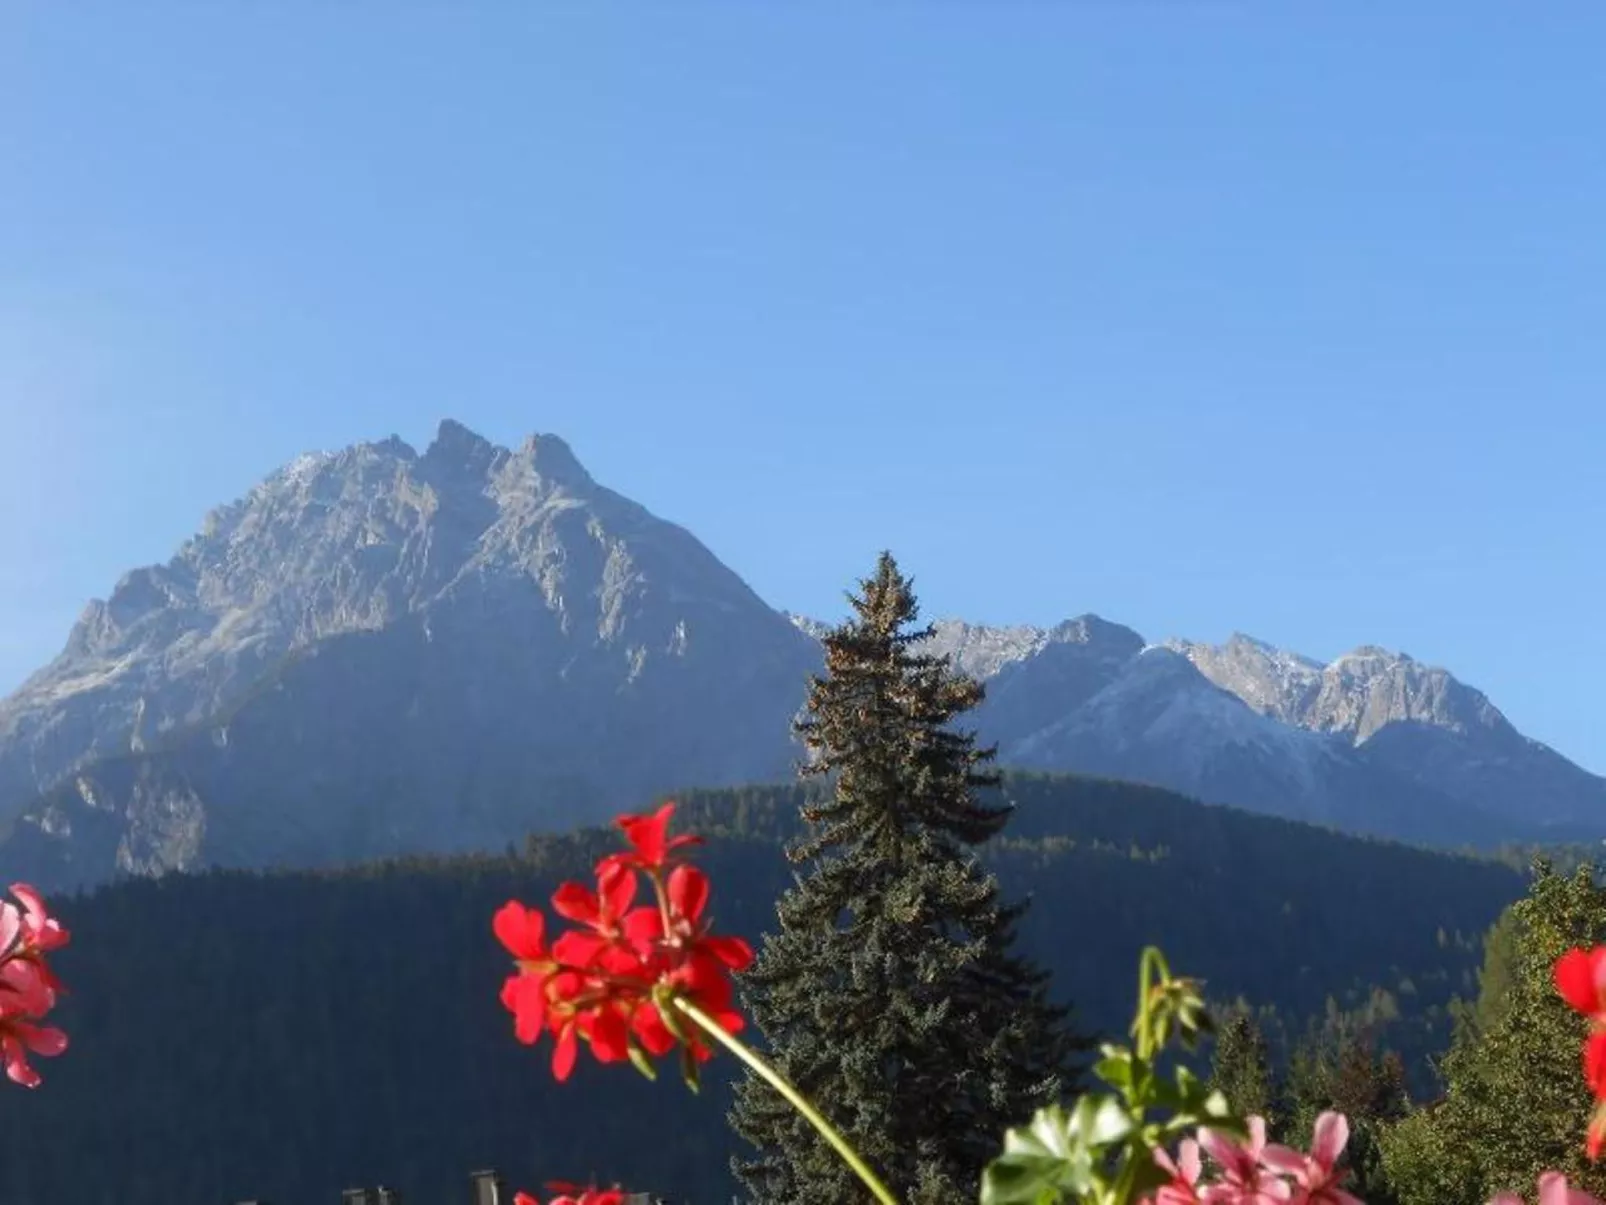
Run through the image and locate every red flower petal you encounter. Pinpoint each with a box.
[612,802,702,869]
[622,907,663,950]
[704,1007,744,1036]
[493,902,547,962]
[668,865,709,924]
[599,863,637,919]
[551,1027,579,1082]
[1557,948,1605,1015]
[631,1002,677,1056]
[1585,1033,1606,1098]
[500,974,548,1044]
[551,883,600,926]
[704,935,754,971]
[618,804,675,866]
[547,969,588,1004]
[552,931,609,968]
[586,1008,631,1063]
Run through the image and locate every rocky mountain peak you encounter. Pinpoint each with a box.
[509,432,593,490]
[1312,644,1509,744]
[1167,632,1325,726]
[0,423,816,832]
[422,418,499,476]
[1046,614,1146,655]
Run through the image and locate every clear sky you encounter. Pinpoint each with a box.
[3,5,1604,771]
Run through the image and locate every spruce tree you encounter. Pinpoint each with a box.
[728,552,1085,1205]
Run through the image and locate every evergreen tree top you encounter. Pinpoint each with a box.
[794,551,1009,862]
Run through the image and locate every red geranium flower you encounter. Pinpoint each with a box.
[494,803,753,1084]
[551,864,651,975]
[600,802,702,875]
[494,901,560,1045]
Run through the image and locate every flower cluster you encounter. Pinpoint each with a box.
[494,802,754,1083]
[1554,946,1606,1159]
[1143,1112,1361,1205]
[0,882,69,1088]
[512,1183,623,1205]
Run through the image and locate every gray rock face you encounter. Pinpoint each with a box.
[1165,635,1507,742]
[0,421,820,888]
[1166,635,1603,831]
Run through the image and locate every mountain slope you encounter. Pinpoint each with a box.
[0,422,819,887]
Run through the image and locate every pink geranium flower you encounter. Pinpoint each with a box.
[0,1019,66,1088]
[8,884,68,955]
[1489,1171,1606,1205]
[1261,1111,1363,1205]
[1197,1117,1291,1205]
[1150,1137,1203,1205]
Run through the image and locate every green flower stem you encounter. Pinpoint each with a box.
[670,996,901,1205]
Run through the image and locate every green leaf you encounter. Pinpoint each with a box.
[678,1044,701,1094]
[1093,1046,1134,1091]
[981,1097,1138,1205]
[1078,1095,1135,1147]
[981,1104,1098,1205]
[627,1042,658,1082]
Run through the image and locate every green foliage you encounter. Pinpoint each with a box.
[729,553,1087,1205]
[1277,1018,1408,1205]
[1380,861,1606,1205]
[981,949,1238,1205]
[1208,1010,1277,1130]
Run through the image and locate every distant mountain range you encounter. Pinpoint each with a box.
[0,420,1598,888]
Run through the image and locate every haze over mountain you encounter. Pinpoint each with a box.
[0,422,1600,888]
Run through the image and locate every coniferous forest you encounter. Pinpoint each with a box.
[0,777,1528,1205]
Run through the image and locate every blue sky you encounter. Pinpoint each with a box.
[3,5,1604,770]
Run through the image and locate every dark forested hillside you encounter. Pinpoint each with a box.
[0,773,1526,1205]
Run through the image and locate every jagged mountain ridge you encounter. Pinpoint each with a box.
[787,616,1603,840]
[1,419,1601,890]
[0,421,821,887]
[1164,633,1606,835]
